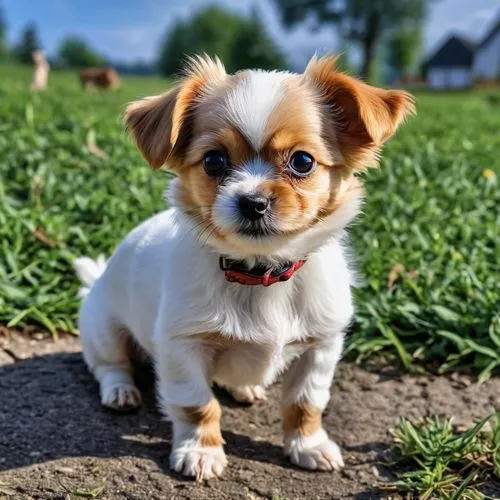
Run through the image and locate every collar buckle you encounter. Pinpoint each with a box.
[219,256,230,271]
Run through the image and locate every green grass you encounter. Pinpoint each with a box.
[0,65,499,377]
[347,89,500,379]
[0,66,169,334]
[389,413,500,499]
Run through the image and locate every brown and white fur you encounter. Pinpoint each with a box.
[74,55,414,480]
[31,50,49,91]
[79,67,120,90]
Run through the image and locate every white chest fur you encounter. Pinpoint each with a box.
[100,209,354,375]
[151,219,355,343]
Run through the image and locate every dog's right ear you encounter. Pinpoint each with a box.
[305,55,415,169]
[125,55,226,169]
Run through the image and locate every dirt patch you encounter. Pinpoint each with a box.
[1,331,499,500]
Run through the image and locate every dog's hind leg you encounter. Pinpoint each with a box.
[79,297,142,411]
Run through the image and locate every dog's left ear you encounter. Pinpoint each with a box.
[305,55,415,166]
[126,55,226,170]
[126,86,186,169]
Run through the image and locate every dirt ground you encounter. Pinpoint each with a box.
[1,330,499,500]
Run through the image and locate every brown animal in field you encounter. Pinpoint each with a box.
[31,50,50,91]
[79,68,121,90]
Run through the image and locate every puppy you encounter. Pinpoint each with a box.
[31,50,49,91]
[74,55,414,480]
[79,67,120,90]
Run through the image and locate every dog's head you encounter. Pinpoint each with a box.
[126,55,414,260]
[105,69,120,89]
[32,50,46,65]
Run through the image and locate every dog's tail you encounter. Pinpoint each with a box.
[73,254,108,299]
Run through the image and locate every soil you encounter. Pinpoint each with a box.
[1,330,499,500]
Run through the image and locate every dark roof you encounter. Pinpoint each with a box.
[478,18,500,49]
[426,35,475,68]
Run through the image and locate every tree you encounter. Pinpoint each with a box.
[15,23,41,64]
[157,5,286,76]
[58,37,105,68]
[157,20,189,76]
[231,7,286,70]
[272,0,428,81]
[388,27,422,80]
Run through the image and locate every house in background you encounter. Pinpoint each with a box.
[473,19,500,81]
[425,15,500,90]
[426,35,475,89]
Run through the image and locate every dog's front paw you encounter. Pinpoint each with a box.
[170,445,227,480]
[228,384,266,404]
[285,430,344,472]
[100,383,142,410]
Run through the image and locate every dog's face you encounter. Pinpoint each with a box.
[126,56,414,259]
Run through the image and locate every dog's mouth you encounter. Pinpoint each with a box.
[236,220,278,238]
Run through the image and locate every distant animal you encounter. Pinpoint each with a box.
[79,68,120,90]
[31,50,49,91]
[74,54,414,481]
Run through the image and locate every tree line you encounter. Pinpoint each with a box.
[1,2,427,81]
[159,1,426,81]
[0,5,286,74]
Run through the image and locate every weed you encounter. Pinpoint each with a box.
[73,485,105,498]
[388,413,500,499]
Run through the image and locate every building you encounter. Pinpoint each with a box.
[473,20,500,82]
[426,35,475,90]
[425,15,500,90]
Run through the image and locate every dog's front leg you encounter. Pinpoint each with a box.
[156,339,226,480]
[281,335,345,471]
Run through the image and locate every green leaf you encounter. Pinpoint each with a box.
[0,281,28,301]
[376,321,413,370]
[430,305,461,323]
[74,486,104,498]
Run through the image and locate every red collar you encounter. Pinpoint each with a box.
[219,256,306,286]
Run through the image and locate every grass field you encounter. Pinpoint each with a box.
[0,65,499,379]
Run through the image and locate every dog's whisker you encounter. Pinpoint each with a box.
[201,227,216,247]
[198,222,218,247]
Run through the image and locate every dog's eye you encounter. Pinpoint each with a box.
[288,151,315,177]
[203,150,228,176]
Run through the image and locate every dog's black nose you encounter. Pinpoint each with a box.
[238,193,270,220]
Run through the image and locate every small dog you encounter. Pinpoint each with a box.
[74,55,414,480]
[79,67,120,90]
[31,50,49,91]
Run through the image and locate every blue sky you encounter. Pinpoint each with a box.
[3,0,499,68]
